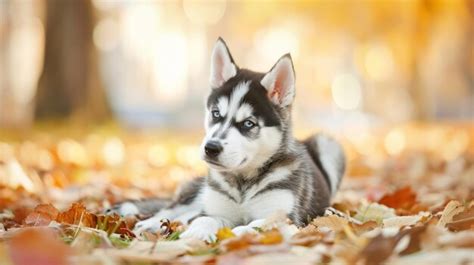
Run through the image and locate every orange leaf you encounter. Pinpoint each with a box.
[24,204,59,227]
[57,203,97,228]
[378,186,417,210]
[222,233,255,251]
[259,229,283,245]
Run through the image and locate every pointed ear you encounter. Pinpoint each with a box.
[260,54,296,107]
[209,37,238,89]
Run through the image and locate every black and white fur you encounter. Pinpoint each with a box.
[114,38,345,241]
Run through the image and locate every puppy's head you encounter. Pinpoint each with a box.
[200,38,296,174]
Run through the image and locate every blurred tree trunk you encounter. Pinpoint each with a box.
[35,0,110,121]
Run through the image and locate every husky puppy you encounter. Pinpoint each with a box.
[115,38,345,241]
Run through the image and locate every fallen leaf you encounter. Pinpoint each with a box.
[378,186,417,211]
[259,229,283,245]
[290,225,324,247]
[24,204,59,226]
[356,234,399,265]
[217,227,236,241]
[312,215,348,232]
[437,200,464,227]
[222,233,255,252]
[354,203,396,224]
[57,203,97,228]
[398,225,427,255]
[7,228,71,265]
[350,220,379,235]
[446,204,474,231]
[382,212,429,228]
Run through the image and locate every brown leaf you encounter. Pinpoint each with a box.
[312,215,349,232]
[357,234,399,265]
[12,207,33,225]
[446,205,474,231]
[399,225,427,255]
[378,186,417,211]
[7,228,71,265]
[350,220,379,235]
[290,225,324,247]
[24,204,59,226]
[57,203,97,228]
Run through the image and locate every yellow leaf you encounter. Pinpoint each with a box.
[216,227,235,241]
[259,229,283,245]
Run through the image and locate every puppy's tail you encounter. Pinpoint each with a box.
[304,133,346,196]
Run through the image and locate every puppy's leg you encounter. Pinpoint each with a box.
[133,204,201,234]
[133,177,205,234]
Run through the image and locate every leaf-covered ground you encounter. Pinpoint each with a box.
[0,123,473,265]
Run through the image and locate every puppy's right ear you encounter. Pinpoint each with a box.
[209,37,237,89]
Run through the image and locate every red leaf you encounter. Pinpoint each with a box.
[378,186,417,211]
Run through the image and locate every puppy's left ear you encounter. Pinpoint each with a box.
[209,37,238,89]
[261,54,295,107]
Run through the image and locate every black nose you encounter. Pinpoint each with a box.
[205,141,223,158]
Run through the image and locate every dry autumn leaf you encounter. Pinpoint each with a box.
[217,227,236,241]
[7,228,71,265]
[437,200,465,228]
[290,225,324,247]
[221,233,255,252]
[354,203,396,224]
[57,203,97,228]
[446,204,474,231]
[24,204,59,226]
[356,233,400,265]
[259,229,283,245]
[350,220,379,235]
[378,186,417,211]
[312,215,349,232]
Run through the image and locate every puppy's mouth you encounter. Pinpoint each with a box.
[204,159,226,169]
[204,157,247,171]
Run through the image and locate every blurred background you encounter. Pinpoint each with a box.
[0,0,472,205]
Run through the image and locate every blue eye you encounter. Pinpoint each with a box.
[212,110,221,119]
[243,120,256,129]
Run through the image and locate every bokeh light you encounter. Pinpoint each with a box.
[331,73,362,110]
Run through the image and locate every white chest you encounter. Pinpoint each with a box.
[200,185,295,226]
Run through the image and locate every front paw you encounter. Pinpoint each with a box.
[232,225,258,236]
[179,217,219,242]
[133,217,164,235]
